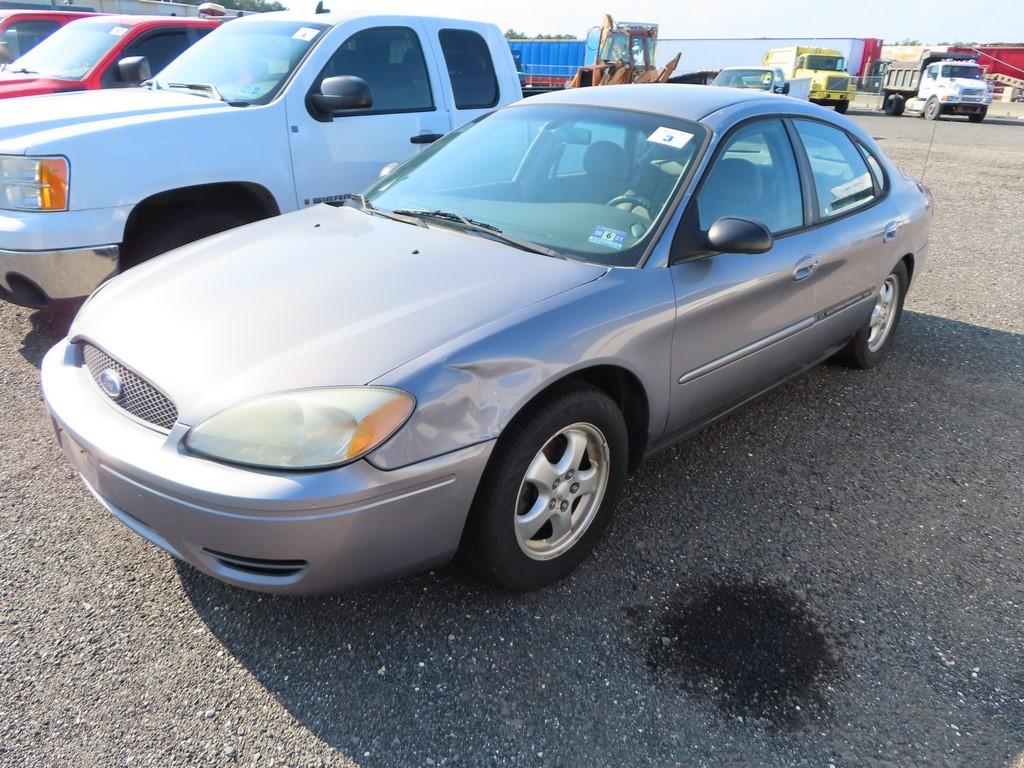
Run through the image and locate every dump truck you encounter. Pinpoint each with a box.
[880,51,992,121]
[762,45,855,112]
[568,15,680,87]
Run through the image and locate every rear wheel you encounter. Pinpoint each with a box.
[924,96,943,120]
[968,107,987,123]
[120,209,249,272]
[835,261,908,369]
[460,382,628,591]
[834,99,850,114]
[883,93,905,116]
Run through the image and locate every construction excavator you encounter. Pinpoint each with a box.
[568,14,681,88]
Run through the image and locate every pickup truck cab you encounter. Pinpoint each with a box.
[0,10,521,309]
[763,46,855,112]
[0,10,97,62]
[881,53,992,122]
[0,15,219,100]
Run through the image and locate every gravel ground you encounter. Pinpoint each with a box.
[1,113,1022,768]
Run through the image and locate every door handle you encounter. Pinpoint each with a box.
[792,255,819,281]
[883,221,900,242]
[410,133,444,144]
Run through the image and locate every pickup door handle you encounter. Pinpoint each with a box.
[883,221,900,242]
[792,254,819,281]
[410,133,444,144]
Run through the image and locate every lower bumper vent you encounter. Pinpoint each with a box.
[202,548,308,579]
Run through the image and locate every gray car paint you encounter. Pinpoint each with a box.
[44,85,931,593]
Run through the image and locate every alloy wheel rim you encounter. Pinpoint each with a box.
[513,422,610,561]
[867,274,900,352]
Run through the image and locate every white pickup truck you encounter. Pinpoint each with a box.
[0,11,521,308]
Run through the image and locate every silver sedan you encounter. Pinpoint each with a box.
[42,84,931,594]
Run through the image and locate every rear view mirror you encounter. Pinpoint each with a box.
[118,56,151,86]
[310,75,372,120]
[707,217,773,254]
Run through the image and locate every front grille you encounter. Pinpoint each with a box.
[826,75,851,91]
[82,343,178,431]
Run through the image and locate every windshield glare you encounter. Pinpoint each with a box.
[803,55,845,72]
[152,20,326,104]
[6,21,125,80]
[713,69,774,90]
[365,105,704,267]
[942,64,982,79]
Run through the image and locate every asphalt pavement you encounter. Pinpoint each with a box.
[1,112,1022,768]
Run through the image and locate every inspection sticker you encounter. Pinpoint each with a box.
[646,126,693,149]
[589,225,627,250]
[109,26,128,36]
[292,27,320,41]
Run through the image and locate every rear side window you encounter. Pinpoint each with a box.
[4,19,59,58]
[794,120,877,219]
[698,118,804,234]
[439,29,498,109]
[317,26,433,113]
[857,142,886,191]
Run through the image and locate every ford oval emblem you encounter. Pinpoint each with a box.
[98,369,123,400]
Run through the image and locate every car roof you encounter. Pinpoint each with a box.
[0,9,96,19]
[230,9,496,28]
[69,14,218,27]
[520,84,785,123]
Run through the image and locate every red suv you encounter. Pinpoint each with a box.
[0,15,220,99]
[0,10,98,62]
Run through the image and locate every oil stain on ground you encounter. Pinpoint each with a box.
[643,578,843,727]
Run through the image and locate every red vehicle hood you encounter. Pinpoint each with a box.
[0,76,82,99]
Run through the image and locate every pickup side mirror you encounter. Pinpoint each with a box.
[310,75,372,120]
[780,81,790,94]
[118,56,151,86]
[707,216,773,254]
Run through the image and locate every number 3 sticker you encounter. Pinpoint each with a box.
[647,126,693,149]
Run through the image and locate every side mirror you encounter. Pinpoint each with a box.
[310,75,372,120]
[780,81,790,94]
[707,217,773,254]
[118,56,151,86]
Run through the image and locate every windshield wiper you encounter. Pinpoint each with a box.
[328,194,426,227]
[392,208,560,258]
[6,67,38,75]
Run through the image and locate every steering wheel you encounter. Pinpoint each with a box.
[607,194,653,213]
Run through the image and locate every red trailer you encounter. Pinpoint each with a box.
[948,45,1024,80]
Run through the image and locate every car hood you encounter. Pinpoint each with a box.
[0,87,227,153]
[0,76,81,98]
[71,205,608,424]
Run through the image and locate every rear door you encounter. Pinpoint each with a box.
[425,23,511,127]
[286,20,454,206]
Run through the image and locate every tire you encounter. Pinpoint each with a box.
[460,381,629,591]
[120,209,248,271]
[835,261,909,369]
[834,99,850,114]
[968,107,987,123]
[883,93,905,116]
[924,96,942,121]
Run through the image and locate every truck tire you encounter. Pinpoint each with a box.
[834,99,849,114]
[968,107,987,123]
[884,93,905,116]
[924,96,943,120]
[121,209,248,272]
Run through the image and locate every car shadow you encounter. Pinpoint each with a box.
[18,306,74,369]
[179,310,1024,766]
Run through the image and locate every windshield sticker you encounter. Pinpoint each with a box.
[292,27,320,41]
[109,26,129,36]
[589,225,627,250]
[646,126,693,149]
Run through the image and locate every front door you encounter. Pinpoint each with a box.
[666,117,826,434]
[286,22,454,207]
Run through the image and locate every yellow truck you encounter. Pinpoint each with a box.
[762,46,856,112]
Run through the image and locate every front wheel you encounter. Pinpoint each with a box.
[924,97,943,120]
[835,261,908,369]
[460,382,629,591]
[968,107,987,123]
[834,99,850,114]
[120,209,249,272]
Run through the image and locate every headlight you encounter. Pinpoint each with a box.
[0,155,69,211]
[184,387,415,470]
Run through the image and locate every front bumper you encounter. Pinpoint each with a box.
[0,245,118,306]
[42,340,495,594]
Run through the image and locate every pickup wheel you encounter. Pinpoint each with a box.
[120,209,248,271]
[834,99,849,114]
[924,96,943,120]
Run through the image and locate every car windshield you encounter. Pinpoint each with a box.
[712,68,774,90]
[5,20,126,80]
[942,64,982,79]
[150,20,327,105]
[365,104,705,267]
[804,55,845,72]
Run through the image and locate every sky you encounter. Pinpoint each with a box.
[314,0,1024,44]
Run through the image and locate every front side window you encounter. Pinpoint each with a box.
[8,21,129,80]
[794,120,877,219]
[151,20,328,105]
[366,104,704,266]
[124,30,191,75]
[317,26,432,113]
[3,20,58,59]
[697,119,803,234]
[439,29,498,109]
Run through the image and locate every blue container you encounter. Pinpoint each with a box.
[507,40,585,85]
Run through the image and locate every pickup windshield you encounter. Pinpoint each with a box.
[150,20,327,105]
[802,55,846,72]
[365,104,705,267]
[941,65,982,79]
[4,21,127,81]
